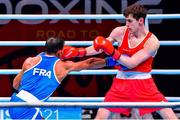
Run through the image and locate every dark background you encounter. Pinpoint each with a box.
[0,0,179,98]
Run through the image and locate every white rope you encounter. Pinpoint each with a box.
[160,41,180,46]
[0,14,180,20]
[1,69,180,75]
[48,97,180,102]
[0,41,180,46]
[0,41,92,46]
[1,97,179,102]
[0,102,179,108]
[0,41,46,46]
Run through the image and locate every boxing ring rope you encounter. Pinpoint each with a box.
[1,97,180,102]
[0,102,180,108]
[1,69,180,75]
[0,14,180,20]
[0,41,180,46]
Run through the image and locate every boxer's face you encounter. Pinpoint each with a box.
[125,14,140,34]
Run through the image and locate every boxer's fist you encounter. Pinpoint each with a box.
[57,46,86,59]
[94,36,114,54]
[93,36,121,60]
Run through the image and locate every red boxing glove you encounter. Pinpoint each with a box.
[93,36,121,60]
[57,46,86,59]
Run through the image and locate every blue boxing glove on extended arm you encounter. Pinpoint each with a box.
[105,57,120,67]
[105,57,128,70]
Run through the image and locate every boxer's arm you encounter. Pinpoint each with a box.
[57,60,90,75]
[59,37,115,59]
[13,70,24,90]
[63,57,105,73]
[13,57,40,90]
[85,46,102,56]
[59,27,123,59]
[13,57,29,90]
[55,58,106,83]
[117,35,160,69]
[88,27,124,57]
[86,57,106,68]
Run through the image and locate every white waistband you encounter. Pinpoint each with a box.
[16,90,41,103]
[116,71,151,80]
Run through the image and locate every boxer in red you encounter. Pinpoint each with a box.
[59,4,178,119]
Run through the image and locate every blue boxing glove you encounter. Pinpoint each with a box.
[105,57,120,67]
[105,57,128,70]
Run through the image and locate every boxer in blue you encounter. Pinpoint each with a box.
[9,37,101,119]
